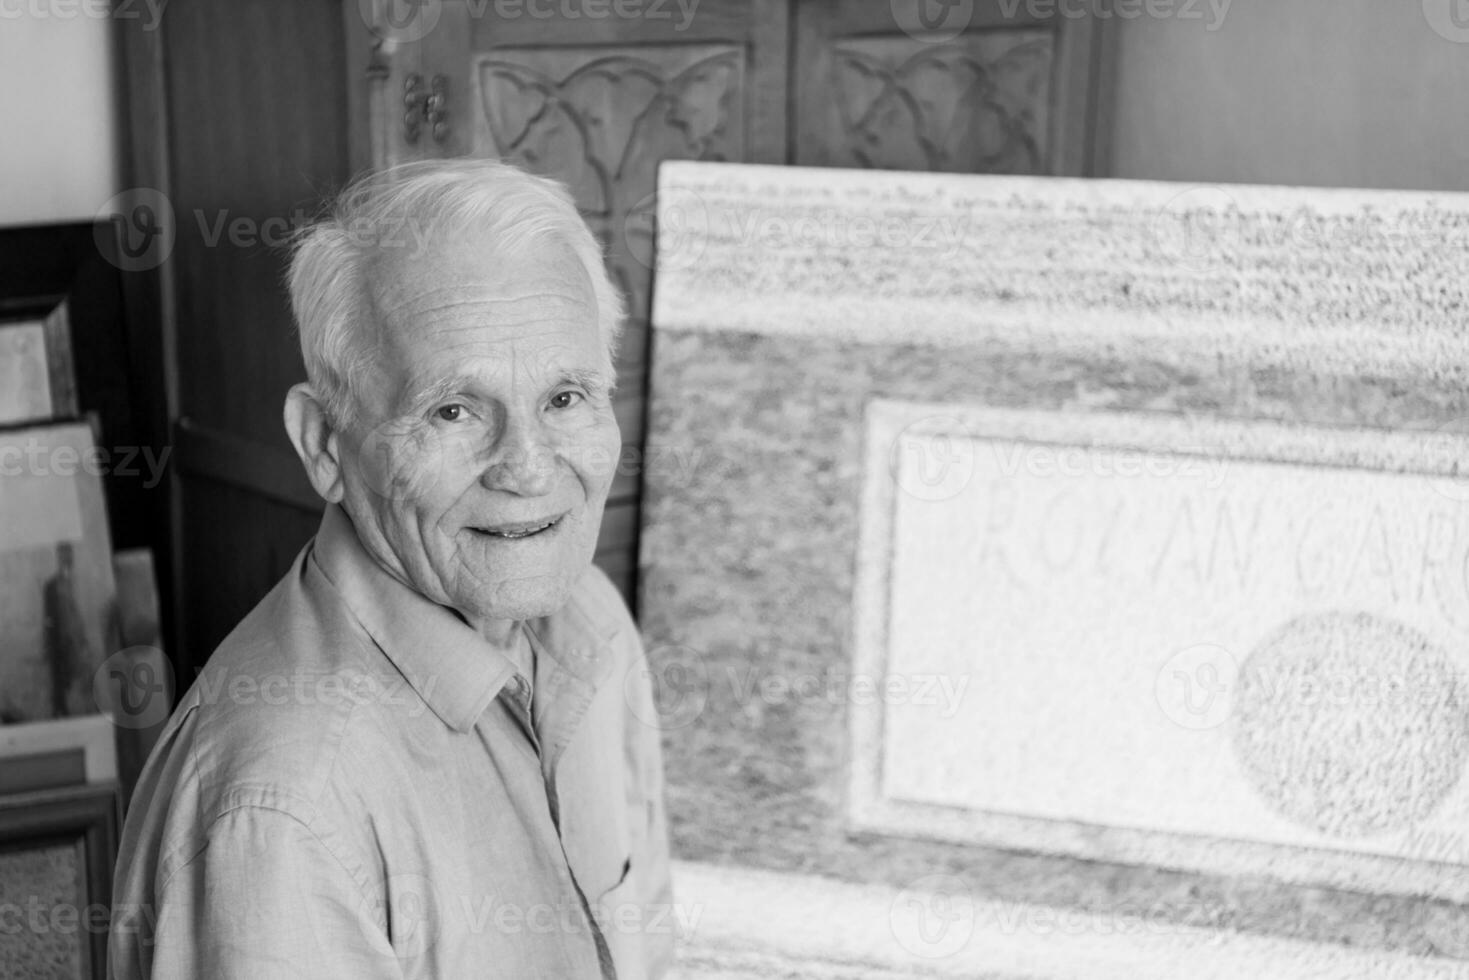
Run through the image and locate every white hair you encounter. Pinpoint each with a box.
[287,158,625,427]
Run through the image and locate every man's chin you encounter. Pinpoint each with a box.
[463,576,575,625]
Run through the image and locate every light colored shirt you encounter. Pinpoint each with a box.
[108,505,674,979]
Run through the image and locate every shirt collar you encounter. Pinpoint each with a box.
[309,504,516,733]
[307,504,619,732]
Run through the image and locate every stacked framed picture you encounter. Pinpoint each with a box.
[0,302,120,726]
[0,224,137,980]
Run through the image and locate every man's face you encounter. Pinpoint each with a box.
[336,227,621,628]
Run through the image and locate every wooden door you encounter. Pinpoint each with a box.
[118,1,358,675]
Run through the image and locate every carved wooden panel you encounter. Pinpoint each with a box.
[825,32,1053,174]
[472,45,746,330]
[793,3,1108,177]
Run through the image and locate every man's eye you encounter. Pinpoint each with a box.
[435,404,466,422]
[549,390,583,410]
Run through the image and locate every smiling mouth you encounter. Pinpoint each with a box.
[471,513,567,540]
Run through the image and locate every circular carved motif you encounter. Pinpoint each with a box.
[1231,611,1469,838]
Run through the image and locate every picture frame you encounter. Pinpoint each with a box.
[0,715,118,795]
[0,421,121,726]
[0,782,122,980]
[0,300,79,427]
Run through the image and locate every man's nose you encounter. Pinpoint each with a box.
[479,412,556,496]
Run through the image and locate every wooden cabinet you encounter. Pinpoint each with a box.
[117,0,1113,673]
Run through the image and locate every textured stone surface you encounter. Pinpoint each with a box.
[671,860,1469,980]
[640,162,1469,961]
[850,401,1469,902]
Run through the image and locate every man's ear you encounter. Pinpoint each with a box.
[284,383,345,504]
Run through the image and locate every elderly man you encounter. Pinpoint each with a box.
[109,160,673,978]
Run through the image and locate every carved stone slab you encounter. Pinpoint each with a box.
[853,400,1469,901]
[641,161,1469,959]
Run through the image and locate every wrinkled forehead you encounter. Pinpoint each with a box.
[365,225,599,349]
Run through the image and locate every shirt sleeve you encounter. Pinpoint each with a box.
[142,805,404,980]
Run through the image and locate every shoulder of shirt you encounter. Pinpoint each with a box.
[146,544,396,831]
